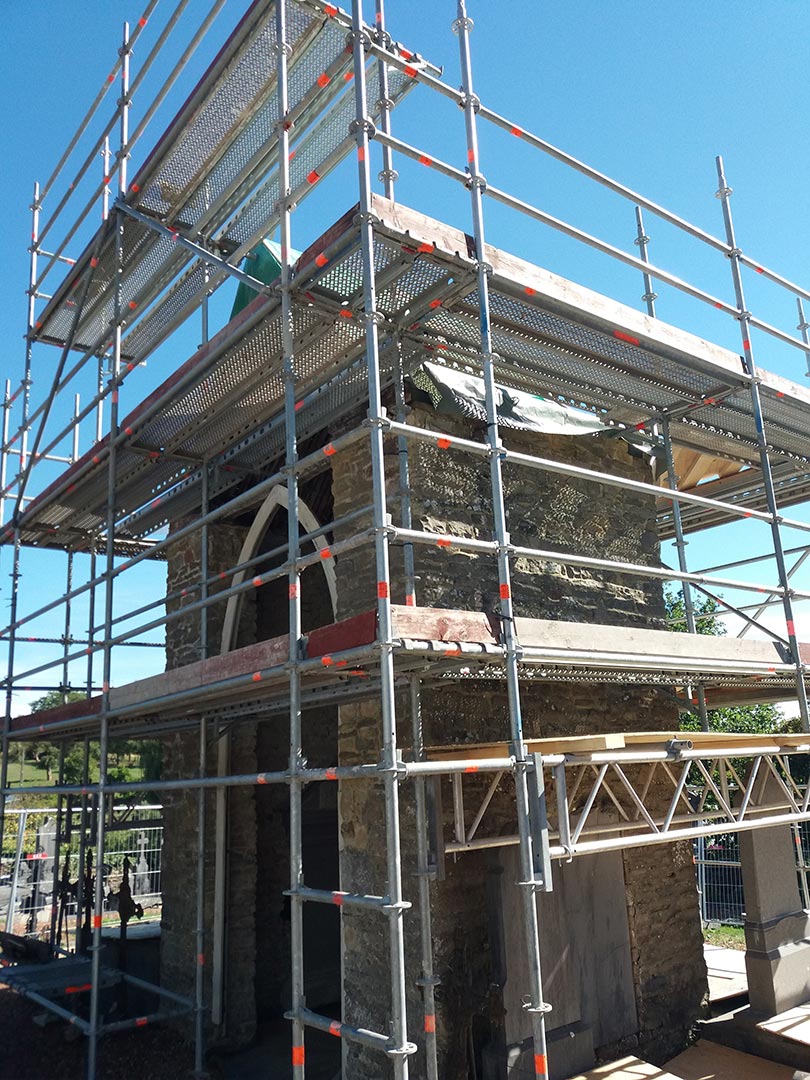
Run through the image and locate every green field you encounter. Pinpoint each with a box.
[704,923,746,950]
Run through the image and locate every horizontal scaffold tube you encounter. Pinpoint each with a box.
[392,524,798,599]
[3,757,520,797]
[0,425,368,642]
[5,526,375,688]
[384,418,802,531]
[379,128,742,321]
[360,30,810,311]
[292,1006,395,1054]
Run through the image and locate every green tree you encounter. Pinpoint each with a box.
[665,587,797,735]
[666,590,724,637]
[30,690,86,713]
[28,690,87,783]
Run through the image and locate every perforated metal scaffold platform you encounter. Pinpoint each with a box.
[12,196,810,555]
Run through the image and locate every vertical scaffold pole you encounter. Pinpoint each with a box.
[49,539,76,952]
[374,0,397,202]
[453,3,551,1076]
[20,184,40,490]
[75,738,91,953]
[350,2,413,1074]
[275,5,306,1076]
[715,156,810,734]
[87,546,97,695]
[63,550,75,695]
[408,678,440,1080]
[660,415,709,730]
[394,343,439,1077]
[88,27,131,1078]
[81,546,94,957]
[98,139,112,446]
[48,743,67,953]
[393,345,416,609]
[0,181,40,906]
[634,206,657,319]
[797,298,810,379]
[194,716,207,1077]
[0,381,10,528]
[200,463,210,662]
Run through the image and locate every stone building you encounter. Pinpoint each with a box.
[159,370,707,1078]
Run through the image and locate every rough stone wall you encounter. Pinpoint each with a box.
[333,406,707,1077]
[160,519,259,1047]
[161,503,340,1045]
[249,508,340,1022]
[334,410,664,626]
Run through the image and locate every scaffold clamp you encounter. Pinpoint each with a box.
[523,999,553,1016]
[381,899,412,913]
[467,171,488,194]
[349,116,377,139]
[416,973,441,988]
[458,89,481,113]
[347,27,373,50]
[385,1040,418,1059]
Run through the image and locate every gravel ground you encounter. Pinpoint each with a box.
[0,983,195,1080]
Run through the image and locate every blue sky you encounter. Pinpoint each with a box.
[2,1,810,714]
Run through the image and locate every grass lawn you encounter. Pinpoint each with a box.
[704,923,746,950]
[5,760,54,787]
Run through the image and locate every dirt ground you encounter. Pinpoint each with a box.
[0,983,195,1080]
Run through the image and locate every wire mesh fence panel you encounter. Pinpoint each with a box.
[694,832,745,925]
[795,820,810,909]
[695,821,810,927]
[0,805,163,939]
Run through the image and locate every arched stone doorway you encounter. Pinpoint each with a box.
[217,482,341,1034]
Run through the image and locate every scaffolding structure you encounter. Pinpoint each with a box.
[3,2,810,1078]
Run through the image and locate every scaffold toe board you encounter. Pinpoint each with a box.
[9,606,810,741]
[424,727,810,762]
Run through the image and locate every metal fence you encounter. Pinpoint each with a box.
[1,804,163,940]
[695,821,810,925]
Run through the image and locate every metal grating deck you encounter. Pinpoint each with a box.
[31,0,426,369]
[11,196,810,552]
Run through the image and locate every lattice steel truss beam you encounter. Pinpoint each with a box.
[431,736,810,862]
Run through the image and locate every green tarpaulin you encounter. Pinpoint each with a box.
[230,238,302,320]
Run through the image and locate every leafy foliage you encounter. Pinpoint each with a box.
[666,586,809,783]
[13,692,162,795]
[665,586,796,735]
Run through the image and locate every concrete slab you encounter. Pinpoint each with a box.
[568,1056,681,1079]
[759,1001,810,1045]
[666,1040,795,1079]
[699,998,810,1073]
[704,944,747,1003]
